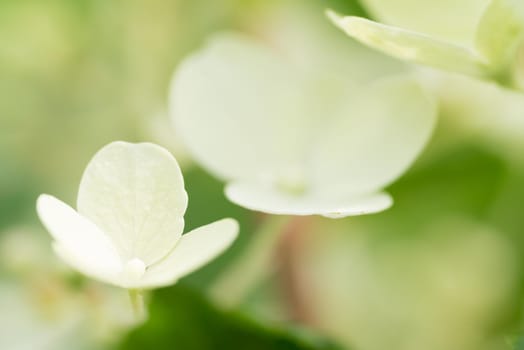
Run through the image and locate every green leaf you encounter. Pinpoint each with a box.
[0,154,39,231]
[516,337,524,350]
[327,11,489,77]
[118,284,346,350]
[487,164,524,246]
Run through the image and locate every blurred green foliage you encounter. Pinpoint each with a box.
[383,144,507,232]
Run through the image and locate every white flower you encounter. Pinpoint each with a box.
[168,34,436,218]
[328,0,524,86]
[36,141,238,290]
[0,282,85,350]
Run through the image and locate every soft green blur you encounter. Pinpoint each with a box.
[2,0,524,349]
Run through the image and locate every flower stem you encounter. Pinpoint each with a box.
[277,216,313,323]
[128,289,147,323]
[209,215,290,307]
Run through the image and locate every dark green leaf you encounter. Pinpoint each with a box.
[119,284,346,350]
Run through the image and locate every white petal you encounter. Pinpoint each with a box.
[356,0,490,45]
[36,194,122,284]
[136,218,239,289]
[225,181,392,218]
[309,76,436,197]
[169,33,309,181]
[328,13,488,77]
[77,141,188,266]
[475,0,524,66]
[0,283,85,350]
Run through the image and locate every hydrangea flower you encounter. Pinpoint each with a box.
[169,34,436,218]
[328,0,524,88]
[36,142,238,290]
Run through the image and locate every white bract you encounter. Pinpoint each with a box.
[356,0,489,46]
[169,34,436,218]
[36,141,238,289]
[0,282,85,350]
[328,0,524,87]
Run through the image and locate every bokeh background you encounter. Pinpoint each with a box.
[2,0,524,349]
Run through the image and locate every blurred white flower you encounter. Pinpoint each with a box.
[36,141,238,290]
[328,0,524,88]
[0,228,139,347]
[0,282,86,350]
[169,34,436,218]
[0,226,54,275]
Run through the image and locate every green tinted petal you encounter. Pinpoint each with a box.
[475,0,524,67]
[359,0,489,45]
[138,218,238,289]
[77,142,188,266]
[309,76,436,196]
[328,12,489,77]
[225,181,392,218]
[170,34,308,182]
[36,194,122,285]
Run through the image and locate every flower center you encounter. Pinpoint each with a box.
[123,258,146,283]
[275,166,307,196]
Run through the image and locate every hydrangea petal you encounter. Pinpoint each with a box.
[225,181,392,218]
[475,0,524,66]
[52,243,122,286]
[358,0,490,45]
[77,142,188,266]
[328,12,488,77]
[308,76,436,196]
[36,195,122,284]
[169,34,309,181]
[137,219,239,289]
